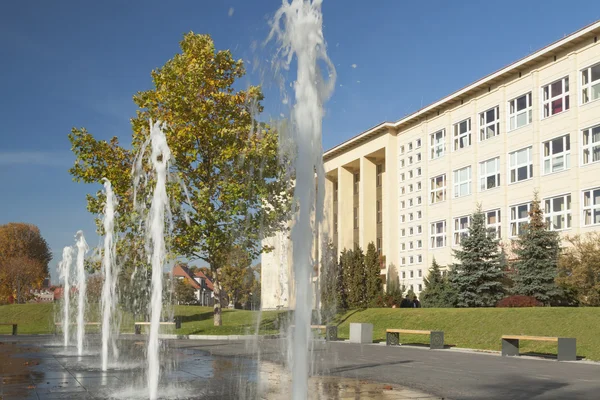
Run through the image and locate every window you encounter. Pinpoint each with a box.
[401,173,405,182]
[417,153,422,162]
[400,214,406,223]
[417,255,423,263]
[416,139,422,148]
[544,194,571,231]
[508,92,532,130]
[542,77,569,118]
[376,200,382,223]
[509,147,533,183]
[430,129,446,159]
[400,159,405,168]
[409,184,413,193]
[401,186,406,195]
[409,256,414,264]
[410,270,414,278]
[409,241,414,250]
[582,124,600,165]
[376,164,383,187]
[376,238,382,254]
[543,134,570,174]
[430,220,446,248]
[479,157,500,191]
[353,207,359,229]
[409,212,414,221]
[417,225,422,234]
[409,226,414,236]
[402,271,406,279]
[400,145,405,154]
[408,198,414,207]
[417,240,423,249]
[485,209,502,239]
[354,173,359,194]
[401,242,406,251]
[417,182,422,191]
[453,118,472,150]
[583,188,600,226]
[418,269,422,278]
[479,106,500,141]
[418,284,423,292]
[401,257,406,266]
[409,170,414,179]
[430,174,446,204]
[581,62,600,104]
[416,196,422,205]
[401,200,405,209]
[510,203,531,237]
[409,156,414,165]
[417,211,422,219]
[408,142,413,151]
[416,167,422,177]
[453,216,471,246]
[453,166,472,197]
[401,228,406,237]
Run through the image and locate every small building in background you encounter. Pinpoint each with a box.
[172,264,214,306]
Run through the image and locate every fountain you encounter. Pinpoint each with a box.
[144,120,172,400]
[101,178,118,371]
[58,246,74,347]
[75,230,89,357]
[269,0,336,397]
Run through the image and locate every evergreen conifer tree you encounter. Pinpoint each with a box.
[320,242,338,322]
[336,249,350,311]
[364,242,383,307]
[512,192,561,305]
[451,206,505,307]
[420,258,454,308]
[348,246,366,308]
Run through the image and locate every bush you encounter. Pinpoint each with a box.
[496,295,542,308]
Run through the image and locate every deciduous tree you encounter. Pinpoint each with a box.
[557,233,600,306]
[69,33,292,325]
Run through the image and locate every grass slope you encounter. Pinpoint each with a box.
[0,304,283,336]
[334,307,600,360]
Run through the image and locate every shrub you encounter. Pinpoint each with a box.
[496,295,542,308]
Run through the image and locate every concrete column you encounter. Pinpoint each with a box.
[360,157,377,249]
[338,167,354,252]
[384,135,398,274]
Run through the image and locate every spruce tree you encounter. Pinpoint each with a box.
[512,192,561,305]
[336,249,349,311]
[364,242,383,307]
[420,258,454,308]
[348,245,366,308]
[320,241,338,322]
[451,206,505,307]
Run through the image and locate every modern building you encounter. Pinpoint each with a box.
[262,20,600,308]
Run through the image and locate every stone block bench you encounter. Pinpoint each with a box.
[0,323,18,335]
[386,329,444,349]
[501,335,576,361]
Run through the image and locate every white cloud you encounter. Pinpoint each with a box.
[0,151,72,167]
[351,64,357,69]
[228,7,235,17]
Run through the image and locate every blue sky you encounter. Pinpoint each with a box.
[1,0,598,282]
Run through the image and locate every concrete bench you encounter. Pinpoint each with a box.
[386,329,444,349]
[0,323,18,335]
[134,319,181,334]
[501,335,576,361]
[288,324,338,341]
[54,322,101,334]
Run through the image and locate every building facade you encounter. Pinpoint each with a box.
[262,21,600,307]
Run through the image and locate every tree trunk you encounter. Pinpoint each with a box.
[213,275,222,326]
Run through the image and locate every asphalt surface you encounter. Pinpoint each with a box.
[176,338,600,400]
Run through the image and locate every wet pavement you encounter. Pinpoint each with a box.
[0,336,440,399]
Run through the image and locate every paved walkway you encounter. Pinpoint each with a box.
[176,338,600,400]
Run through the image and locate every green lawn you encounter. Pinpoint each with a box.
[2,304,600,361]
[0,303,285,336]
[334,307,600,360]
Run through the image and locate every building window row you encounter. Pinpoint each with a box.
[400,256,424,266]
